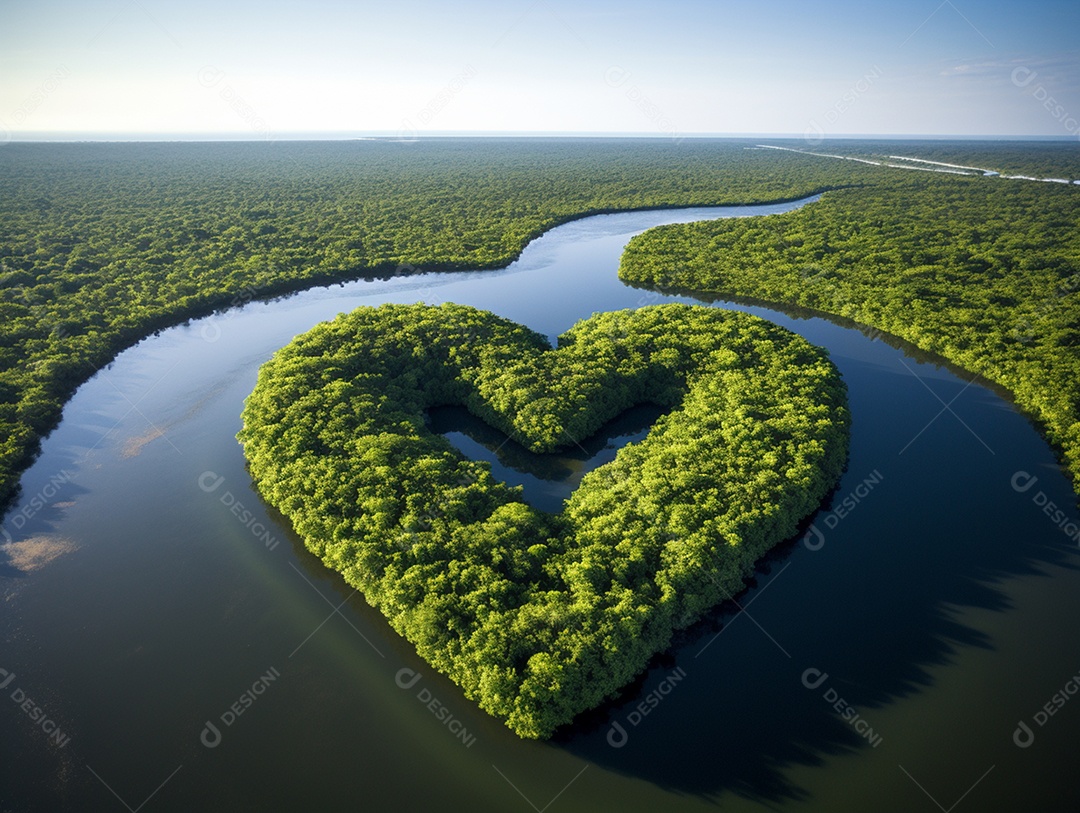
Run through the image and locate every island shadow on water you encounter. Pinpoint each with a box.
[428,405,873,803]
[427,368,1079,806]
[246,295,1080,809]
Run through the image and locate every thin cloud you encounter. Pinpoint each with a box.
[941,52,1080,77]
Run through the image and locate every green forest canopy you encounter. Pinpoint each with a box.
[619,167,1080,490]
[0,138,870,508]
[237,303,850,737]
[1,138,1078,507]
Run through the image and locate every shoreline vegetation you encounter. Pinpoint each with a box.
[0,139,870,510]
[619,170,1080,495]
[2,139,1078,513]
[237,303,850,737]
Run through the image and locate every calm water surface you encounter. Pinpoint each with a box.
[2,198,1079,812]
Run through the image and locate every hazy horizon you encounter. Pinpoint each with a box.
[5,131,1080,144]
[3,0,1079,143]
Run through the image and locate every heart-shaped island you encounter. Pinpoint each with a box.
[239,303,849,737]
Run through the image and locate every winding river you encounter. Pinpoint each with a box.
[2,197,1079,812]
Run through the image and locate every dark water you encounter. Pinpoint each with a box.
[428,403,668,514]
[2,197,1079,812]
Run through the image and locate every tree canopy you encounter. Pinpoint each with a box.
[3,138,1077,506]
[620,168,1080,492]
[237,302,850,737]
[0,138,870,508]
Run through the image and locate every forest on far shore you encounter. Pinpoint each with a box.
[620,169,1080,491]
[1,138,1078,507]
[0,138,869,508]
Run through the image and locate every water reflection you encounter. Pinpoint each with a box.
[427,403,667,513]
[2,193,1079,812]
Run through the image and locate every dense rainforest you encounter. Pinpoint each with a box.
[1,138,1078,505]
[0,138,872,508]
[4,136,1077,734]
[620,167,1080,490]
[237,303,850,737]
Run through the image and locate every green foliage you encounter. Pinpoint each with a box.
[621,173,1080,491]
[238,303,850,737]
[0,139,871,508]
[6,139,1071,507]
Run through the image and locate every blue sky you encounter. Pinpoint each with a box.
[1,0,1078,139]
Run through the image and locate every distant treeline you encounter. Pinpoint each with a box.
[0,138,870,508]
[2,138,1078,508]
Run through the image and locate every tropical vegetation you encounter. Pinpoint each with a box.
[237,302,850,737]
[0,138,867,507]
[620,169,1080,489]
